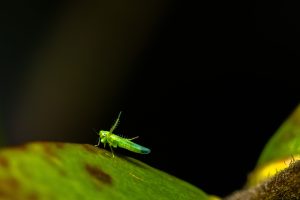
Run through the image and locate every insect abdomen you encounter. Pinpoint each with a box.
[118,140,151,154]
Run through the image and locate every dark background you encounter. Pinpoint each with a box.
[1,0,300,197]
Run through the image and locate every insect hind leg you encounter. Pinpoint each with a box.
[128,136,139,140]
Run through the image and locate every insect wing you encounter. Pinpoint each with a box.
[118,139,151,154]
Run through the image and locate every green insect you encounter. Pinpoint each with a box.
[95,112,151,157]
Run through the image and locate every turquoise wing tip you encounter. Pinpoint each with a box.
[141,147,151,154]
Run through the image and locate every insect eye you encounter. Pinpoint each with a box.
[99,131,105,137]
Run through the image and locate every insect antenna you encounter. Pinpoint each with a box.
[109,111,122,133]
[92,128,99,135]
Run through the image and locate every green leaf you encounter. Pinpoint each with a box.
[247,104,300,187]
[0,142,208,200]
[226,105,300,198]
[257,105,300,166]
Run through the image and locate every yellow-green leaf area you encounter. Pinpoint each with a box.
[257,105,300,166]
[247,105,300,187]
[0,142,207,200]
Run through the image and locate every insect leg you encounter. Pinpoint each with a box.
[128,136,139,140]
[109,111,122,133]
[94,137,101,147]
[109,145,115,158]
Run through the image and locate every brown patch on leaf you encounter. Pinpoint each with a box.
[27,192,39,200]
[85,164,112,185]
[0,177,19,189]
[41,143,57,158]
[54,143,65,149]
[0,177,20,198]
[0,156,9,168]
[82,144,99,154]
[0,179,40,200]
[40,143,66,176]
[10,144,28,152]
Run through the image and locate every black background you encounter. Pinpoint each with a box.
[1,0,300,197]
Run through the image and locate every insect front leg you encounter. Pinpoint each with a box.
[109,145,115,158]
[95,137,101,147]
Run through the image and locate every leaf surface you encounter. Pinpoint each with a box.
[0,142,208,200]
